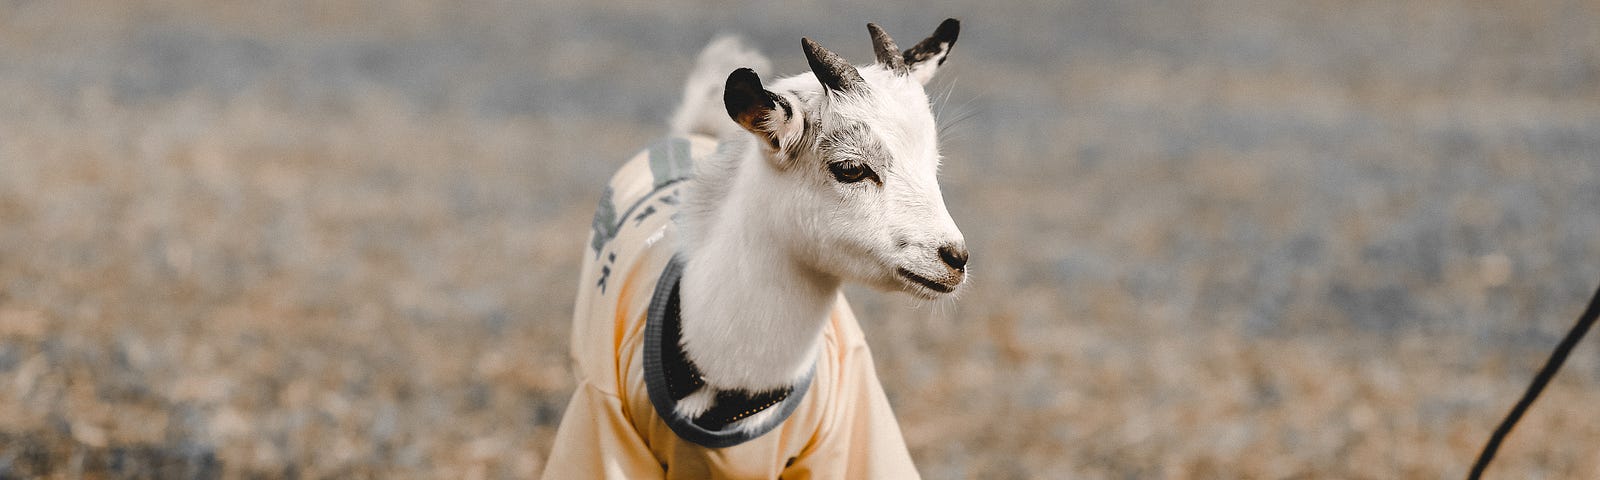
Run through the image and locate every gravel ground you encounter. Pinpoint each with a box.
[1,0,1598,478]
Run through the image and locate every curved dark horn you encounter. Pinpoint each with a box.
[867,23,906,72]
[801,37,865,92]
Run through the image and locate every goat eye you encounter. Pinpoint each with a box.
[828,162,876,184]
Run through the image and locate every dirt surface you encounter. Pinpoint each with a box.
[1,1,1598,478]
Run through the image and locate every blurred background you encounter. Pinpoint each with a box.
[1,0,1597,478]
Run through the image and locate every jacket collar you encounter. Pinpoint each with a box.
[642,255,814,448]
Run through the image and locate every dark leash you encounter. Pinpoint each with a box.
[1467,280,1600,479]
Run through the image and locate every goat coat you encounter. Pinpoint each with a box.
[543,136,920,479]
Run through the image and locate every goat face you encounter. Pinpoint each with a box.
[723,20,967,299]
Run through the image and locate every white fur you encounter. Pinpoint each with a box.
[673,388,718,418]
[669,31,965,394]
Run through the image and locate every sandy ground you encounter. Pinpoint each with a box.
[1,0,1598,478]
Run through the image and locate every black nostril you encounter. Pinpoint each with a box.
[938,244,969,271]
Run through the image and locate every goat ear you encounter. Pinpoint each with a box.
[724,68,800,151]
[802,38,865,92]
[902,18,960,85]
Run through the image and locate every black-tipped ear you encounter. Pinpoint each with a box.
[902,18,960,85]
[723,68,790,149]
[802,37,865,92]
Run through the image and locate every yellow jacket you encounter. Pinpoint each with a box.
[543,136,920,479]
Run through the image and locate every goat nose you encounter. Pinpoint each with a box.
[938,244,969,271]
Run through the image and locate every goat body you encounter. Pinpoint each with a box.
[546,20,965,479]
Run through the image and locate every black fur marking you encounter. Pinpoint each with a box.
[724,68,782,150]
[903,18,960,68]
[773,93,792,120]
[784,114,820,164]
[723,68,772,124]
[788,116,813,164]
[802,116,817,145]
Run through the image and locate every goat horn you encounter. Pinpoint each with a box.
[801,37,865,92]
[867,23,906,73]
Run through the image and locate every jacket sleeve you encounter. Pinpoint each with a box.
[542,383,664,479]
[779,341,920,480]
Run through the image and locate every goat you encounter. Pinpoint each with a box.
[545,19,966,479]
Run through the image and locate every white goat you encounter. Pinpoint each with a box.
[546,19,966,479]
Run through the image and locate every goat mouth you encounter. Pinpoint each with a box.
[896,268,955,294]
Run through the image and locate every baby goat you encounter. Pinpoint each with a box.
[546,19,966,479]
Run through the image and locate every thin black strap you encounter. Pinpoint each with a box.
[1468,281,1600,479]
